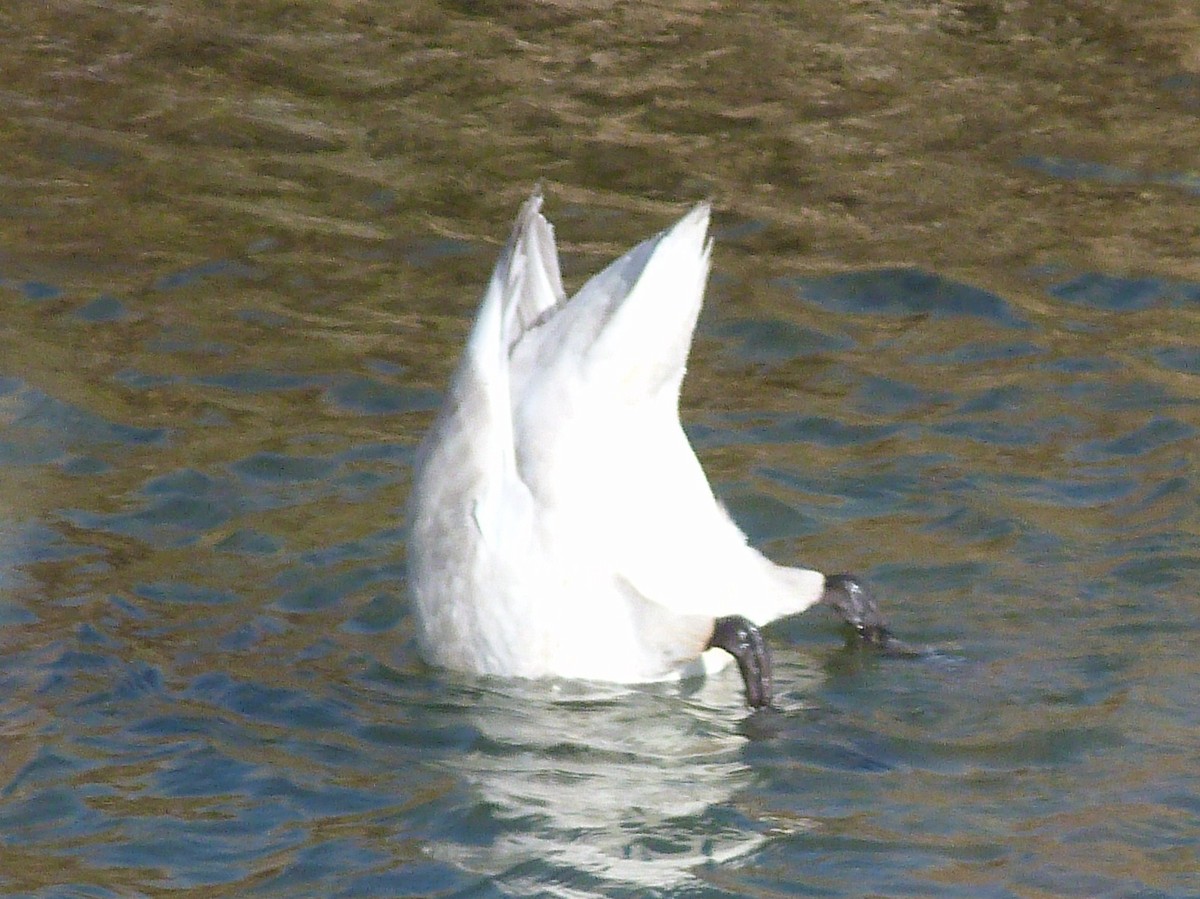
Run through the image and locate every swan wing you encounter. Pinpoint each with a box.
[504,199,824,627]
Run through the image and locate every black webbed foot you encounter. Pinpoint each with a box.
[708,615,773,708]
[820,573,924,657]
[820,573,891,646]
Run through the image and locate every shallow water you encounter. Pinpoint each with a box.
[2,2,1198,897]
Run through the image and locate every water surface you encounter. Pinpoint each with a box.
[1,2,1197,896]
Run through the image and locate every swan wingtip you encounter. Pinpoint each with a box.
[672,199,714,247]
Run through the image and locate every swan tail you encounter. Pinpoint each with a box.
[432,192,564,544]
[464,191,565,375]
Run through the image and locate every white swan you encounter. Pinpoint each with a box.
[408,192,893,706]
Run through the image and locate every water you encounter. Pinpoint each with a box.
[1,2,1198,896]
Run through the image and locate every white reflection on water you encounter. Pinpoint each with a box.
[429,668,819,894]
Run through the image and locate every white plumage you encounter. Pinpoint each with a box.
[408,193,828,687]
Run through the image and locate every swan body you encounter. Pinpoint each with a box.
[408,193,838,693]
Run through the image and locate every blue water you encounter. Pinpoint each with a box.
[2,243,1197,896]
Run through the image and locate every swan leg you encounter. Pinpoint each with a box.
[708,615,773,708]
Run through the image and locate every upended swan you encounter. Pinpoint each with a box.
[408,192,897,707]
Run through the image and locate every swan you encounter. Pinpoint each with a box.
[408,192,897,707]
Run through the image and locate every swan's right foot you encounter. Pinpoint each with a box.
[820,573,925,657]
[820,573,892,645]
[708,615,773,708]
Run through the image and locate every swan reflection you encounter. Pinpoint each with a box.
[428,664,819,893]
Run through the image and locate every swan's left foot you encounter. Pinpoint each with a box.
[709,615,773,708]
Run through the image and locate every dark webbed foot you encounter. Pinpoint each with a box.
[708,615,773,708]
[820,573,923,657]
[820,573,891,645]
